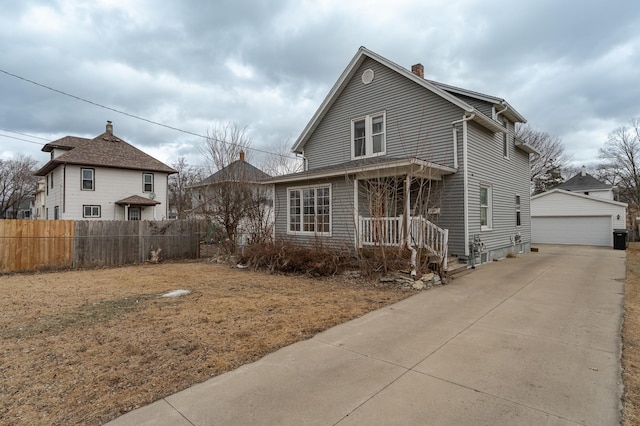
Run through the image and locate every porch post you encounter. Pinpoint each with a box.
[404,175,411,245]
[353,178,359,249]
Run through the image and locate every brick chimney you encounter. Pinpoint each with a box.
[411,63,424,79]
[581,165,586,177]
[106,120,113,135]
[239,151,245,161]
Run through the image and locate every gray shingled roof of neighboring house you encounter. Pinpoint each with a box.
[191,159,270,187]
[557,172,611,191]
[35,128,177,176]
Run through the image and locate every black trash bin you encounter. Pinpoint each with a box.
[613,229,627,250]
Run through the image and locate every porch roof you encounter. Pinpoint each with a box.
[115,195,161,206]
[262,157,456,184]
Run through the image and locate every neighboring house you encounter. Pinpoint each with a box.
[3,196,33,219]
[34,121,177,220]
[531,167,627,247]
[263,47,536,268]
[32,179,46,219]
[189,152,272,245]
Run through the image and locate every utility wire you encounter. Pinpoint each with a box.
[0,128,49,141]
[0,133,46,146]
[0,68,299,160]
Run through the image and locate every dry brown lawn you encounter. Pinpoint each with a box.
[0,260,415,425]
[623,243,640,425]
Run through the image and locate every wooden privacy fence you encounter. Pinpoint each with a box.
[0,219,206,273]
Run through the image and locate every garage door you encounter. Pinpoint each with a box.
[532,216,612,246]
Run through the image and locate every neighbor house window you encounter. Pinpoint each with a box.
[351,112,386,159]
[480,185,492,230]
[50,173,54,189]
[515,195,521,227]
[83,205,101,218]
[288,185,331,234]
[46,176,49,195]
[54,205,59,220]
[143,173,154,192]
[81,168,95,190]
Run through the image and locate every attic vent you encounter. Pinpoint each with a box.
[362,69,374,85]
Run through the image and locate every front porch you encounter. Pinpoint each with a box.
[358,215,449,271]
[352,162,453,271]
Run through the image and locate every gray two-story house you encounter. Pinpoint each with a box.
[264,47,536,269]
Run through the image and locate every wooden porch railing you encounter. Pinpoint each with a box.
[359,215,449,270]
[408,216,449,271]
[359,216,403,246]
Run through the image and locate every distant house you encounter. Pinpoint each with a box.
[531,166,627,246]
[189,152,272,244]
[34,121,177,220]
[263,47,536,268]
[32,179,46,219]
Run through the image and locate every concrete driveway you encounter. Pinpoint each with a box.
[108,245,625,425]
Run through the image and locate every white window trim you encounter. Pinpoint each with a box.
[83,205,101,218]
[480,184,492,231]
[502,119,510,159]
[143,172,154,193]
[351,111,386,160]
[81,168,95,191]
[287,184,332,236]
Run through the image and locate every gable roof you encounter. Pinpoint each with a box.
[35,125,177,176]
[531,188,627,207]
[557,171,612,192]
[190,158,270,188]
[291,46,525,154]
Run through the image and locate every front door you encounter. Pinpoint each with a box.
[128,207,141,221]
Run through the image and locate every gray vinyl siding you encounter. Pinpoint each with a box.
[451,94,495,120]
[273,176,357,250]
[303,58,465,170]
[465,121,531,258]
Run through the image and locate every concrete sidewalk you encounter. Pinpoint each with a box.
[107,245,625,425]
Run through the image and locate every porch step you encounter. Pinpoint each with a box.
[444,257,472,279]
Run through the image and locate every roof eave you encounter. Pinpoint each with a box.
[263,158,456,184]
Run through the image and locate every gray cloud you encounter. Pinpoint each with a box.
[1,0,639,171]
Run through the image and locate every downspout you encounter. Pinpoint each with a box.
[62,163,66,214]
[451,113,475,257]
[494,103,508,121]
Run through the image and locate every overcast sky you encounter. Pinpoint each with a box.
[1,0,639,172]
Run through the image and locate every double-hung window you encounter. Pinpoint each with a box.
[83,205,101,218]
[502,119,510,159]
[81,168,95,190]
[480,184,492,230]
[288,185,331,234]
[143,173,154,192]
[352,112,386,159]
[515,195,521,227]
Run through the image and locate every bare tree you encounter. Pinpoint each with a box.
[197,123,270,250]
[599,118,640,208]
[516,124,570,194]
[261,139,303,176]
[168,157,203,219]
[0,155,38,218]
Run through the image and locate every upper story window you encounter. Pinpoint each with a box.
[143,173,154,192]
[480,184,492,230]
[81,168,95,190]
[351,112,386,159]
[502,119,510,159]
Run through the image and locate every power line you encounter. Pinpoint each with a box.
[0,133,46,146]
[0,128,49,141]
[0,68,298,160]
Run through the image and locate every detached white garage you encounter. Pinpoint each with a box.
[531,189,627,247]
